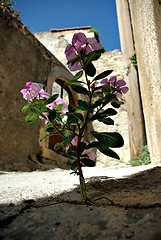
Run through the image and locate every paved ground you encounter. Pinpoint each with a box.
[0,164,161,240]
[0,164,156,205]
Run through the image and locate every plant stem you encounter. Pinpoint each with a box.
[76,141,87,203]
[75,74,92,203]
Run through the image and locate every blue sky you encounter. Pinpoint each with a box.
[13,0,121,51]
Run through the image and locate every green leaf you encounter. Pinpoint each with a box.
[25,112,38,124]
[111,99,123,108]
[101,93,117,107]
[56,104,63,111]
[62,133,75,143]
[71,84,88,95]
[64,80,84,86]
[66,151,77,161]
[44,126,57,133]
[42,94,59,107]
[99,108,117,117]
[78,142,87,155]
[71,160,77,171]
[90,99,104,110]
[102,84,112,94]
[40,134,50,142]
[48,109,56,122]
[85,51,101,66]
[81,158,95,167]
[77,100,88,111]
[30,106,46,119]
[85,62,96,77]
[72,70,83,80]
[93,70,113,81]
[74,112,84,122]
[86,141,120,159]
[67,112,84,122]
[92,91,103,99]
[22,104,30,113]
[98,117,114,125]
[92,85,103,93]
[90,108,117,122]
[41,106,49,112]
[54,142,65,150]
[90,131,124,148]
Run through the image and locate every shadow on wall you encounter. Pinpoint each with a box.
[0,8,78,171]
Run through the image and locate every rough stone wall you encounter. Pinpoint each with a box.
[116,0,161,164]
[0,9,73,171]
[94,51,130,166]
[35,28,130,166]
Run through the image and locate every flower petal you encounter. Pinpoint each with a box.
[68,62,82,71]
[75,32,87,43]
[26,82,32,89]
[117,80,126,87]
[65,44,75,56]
[115,91,122,99]
[121,86,129,94]
[30,82,42,93]
[90,42,102,51]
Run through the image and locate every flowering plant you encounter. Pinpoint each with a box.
[21,32,128,203]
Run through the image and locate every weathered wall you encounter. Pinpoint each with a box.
[35,28,130,166]
[115,0,146,159]
[116,0,161,164]
[129,0,161,164]
[0,9,73,171]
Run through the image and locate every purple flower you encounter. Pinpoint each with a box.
[30,82,42,94]
[26,82,32,89]
[20,88,32,101]
[20,82,50,101]
[83,148,96,161]
[95,77,129,99]
[72,33,101,54]
[38,89,51,99]
[110,79,129,98]
[65,32,101,71]
[95,77,112,89]
[85,37,102,54]
[95,78,110,97]
[46,97,68,115]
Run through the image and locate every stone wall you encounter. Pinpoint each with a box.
[0,9,74,171]
[94,51,130,166]
[35,27,130,166]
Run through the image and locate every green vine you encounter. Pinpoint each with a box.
[0,0,20,19]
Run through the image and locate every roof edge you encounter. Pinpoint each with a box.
[50,26,92,33]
